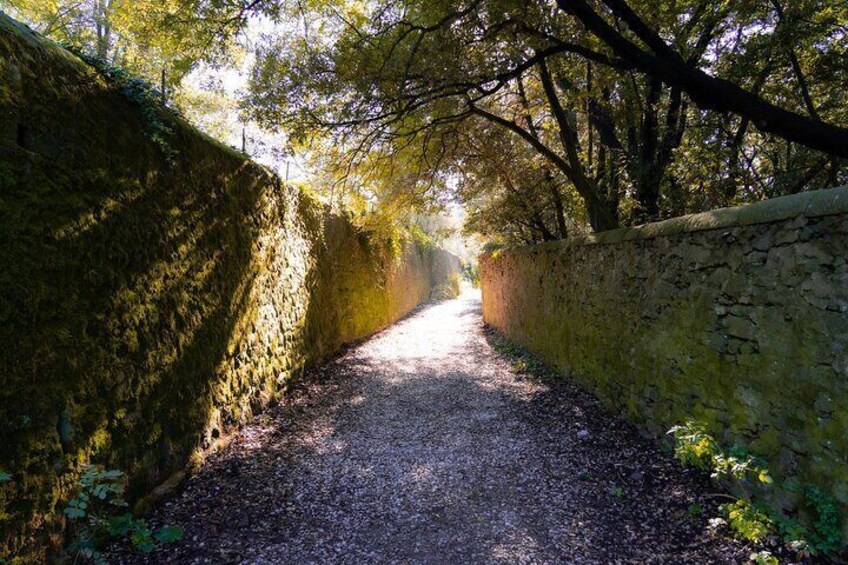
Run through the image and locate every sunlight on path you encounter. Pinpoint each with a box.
[121,289,749,564]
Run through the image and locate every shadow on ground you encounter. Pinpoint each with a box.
[111,291,753,564]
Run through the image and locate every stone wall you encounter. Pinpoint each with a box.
[481,187,848,535]
[0,14,457,559]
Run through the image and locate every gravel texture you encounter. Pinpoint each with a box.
[115,289,754,564]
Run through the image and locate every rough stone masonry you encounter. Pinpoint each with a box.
[0,13,459,559]
[481,186,848,541]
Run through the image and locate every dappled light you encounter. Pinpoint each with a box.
[108,291,756,563]
[2,0,848,562]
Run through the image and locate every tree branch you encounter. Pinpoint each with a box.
[556,0,848,158]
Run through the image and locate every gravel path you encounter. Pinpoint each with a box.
[121,289,753,564]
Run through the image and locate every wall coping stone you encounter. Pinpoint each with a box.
[485,185,848,255]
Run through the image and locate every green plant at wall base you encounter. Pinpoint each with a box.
[63,466,183,563]
[667,421,720,472]
[748,550,779,565]
[669,422,844,558]
[719,499,774,543]
[668,421,772,484]
[687,502,704,517]
[713,447,773,485]
[800,485,842,554]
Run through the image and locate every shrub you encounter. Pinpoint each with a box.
[63,466,182,563]
[719,499,774,543]
[669,421,844,558]
[431,273,461,300]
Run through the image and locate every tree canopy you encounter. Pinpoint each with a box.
[237,0,847,240]
[6,0,848,242]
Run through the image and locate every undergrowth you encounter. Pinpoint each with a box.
[489,334,559,382]
[62,465,183,563]
[461,262,479,287]
[431,273,461,300]
[669,421,844,561]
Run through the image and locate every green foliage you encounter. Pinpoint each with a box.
[800,485,842,554]
[461,263,479,288]
[430,273,461,301]
[610,486,626,499]
[713,447,773,485]
[1,0,239,85]
[61,43,179,162]
[481,241,506,255]
[244,0,848,241]
[409,224,437,253]
[748,550,779,565]
[668,421,720,472]
[670,422,844,557]
[63,466,183,563]
[719,500,774,543]
[687,502,704,517]
[668,421,772,485]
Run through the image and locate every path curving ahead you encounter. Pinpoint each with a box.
[122,290,751,564]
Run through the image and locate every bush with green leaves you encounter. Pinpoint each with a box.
[461,263,479,288]
[668,421,772,487]
[63,466,183,564]
[719,499,774,543]
[801,485,843,554]
[748,550,779,565]
[669,421,844,558]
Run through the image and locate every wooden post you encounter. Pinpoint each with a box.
[161,68,166,103]
[285,161,290,182]
[242,128,246,154]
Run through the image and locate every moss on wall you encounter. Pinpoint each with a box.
[481,187,848,543]
[0,13,457,560]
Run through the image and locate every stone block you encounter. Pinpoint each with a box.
[481,195,848,539]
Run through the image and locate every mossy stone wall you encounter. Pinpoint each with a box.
[0,13,456,560]
[481,187,848,538]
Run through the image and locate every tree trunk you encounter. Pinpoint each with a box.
[557,0,848,158]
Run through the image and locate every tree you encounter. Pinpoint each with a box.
[555,0,848,158]
[244,0,648,231]
[0,0,259,85]
[13,0,845,241]
[242,1,759,231]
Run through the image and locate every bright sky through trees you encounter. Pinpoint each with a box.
[3,0,847,243]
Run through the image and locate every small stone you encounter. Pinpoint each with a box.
[751,232,774,252]
[724,315,757,341]
[576,429,591,440]
[774,230,798,246]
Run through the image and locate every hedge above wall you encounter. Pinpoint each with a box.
[0,13,458,560]
[481,186,848,543]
